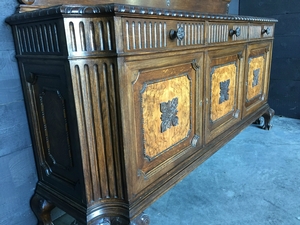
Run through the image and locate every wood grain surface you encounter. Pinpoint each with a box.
[211,63,236,121]
[142,75,191,159]
[247,56,264,101]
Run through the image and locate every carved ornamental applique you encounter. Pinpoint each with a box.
[160,97,179,133]
[252,68,260,87]
[219,79,230,104]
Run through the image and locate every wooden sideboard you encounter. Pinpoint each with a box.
[7,2,277,225]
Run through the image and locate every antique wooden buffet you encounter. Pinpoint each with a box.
[7,0,277,224]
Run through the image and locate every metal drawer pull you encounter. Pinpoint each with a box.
[229,27,241,37]
[262,27,271,35]
[169,27,185,41]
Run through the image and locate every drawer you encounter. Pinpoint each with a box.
[122,18,205,52]
[207,22,249,44]
[249,24,275,39]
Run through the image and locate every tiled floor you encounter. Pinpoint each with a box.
[54,116,300,225]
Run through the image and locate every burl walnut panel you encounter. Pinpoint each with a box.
[141,73,191,159]
[6,3,277,225]
[247,56,264,101]
[210,63,237,121]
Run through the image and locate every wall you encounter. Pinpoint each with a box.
[0,1,240,224]
[0,1,38,224]
[240,0,300,119]
[229,0,239,14]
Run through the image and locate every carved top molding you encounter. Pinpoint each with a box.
[7,4,278,24]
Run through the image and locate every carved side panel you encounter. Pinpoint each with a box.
[70,59,125,203]
[64,17,115,55]
[39,88,73,171]
[208,23,229,43]
[22,62,83,201]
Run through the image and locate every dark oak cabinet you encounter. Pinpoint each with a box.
[7,1,277,224]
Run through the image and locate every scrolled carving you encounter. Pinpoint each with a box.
[192,59,200,71]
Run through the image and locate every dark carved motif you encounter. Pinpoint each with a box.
[252,68,260,87]
[219,79,230,104]
[160,97,179,133]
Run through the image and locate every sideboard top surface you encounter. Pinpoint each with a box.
[18,0,231,13]
[7,3,278,24]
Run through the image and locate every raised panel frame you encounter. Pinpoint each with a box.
[119,52,204,202]
[204,45,245,144]
[20,60,84,202]
[243,41,272,117]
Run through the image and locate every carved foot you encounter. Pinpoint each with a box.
[261,107,275,130]
[30,193,55,225]
[130,212,150,225]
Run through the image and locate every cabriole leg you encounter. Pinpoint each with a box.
[261,107,275,130]
[30,193,55,225]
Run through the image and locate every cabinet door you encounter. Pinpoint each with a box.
[119,52,203,200]
[204,46,245,144]
[243,41,272,117]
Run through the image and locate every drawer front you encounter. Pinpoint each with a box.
[122,18,205,52]
[249,24,275,39]
[207,22,249,44]
[204,45,245,143]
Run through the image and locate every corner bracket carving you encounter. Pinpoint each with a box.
[191,135,200,147]
[191,59,200,71]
